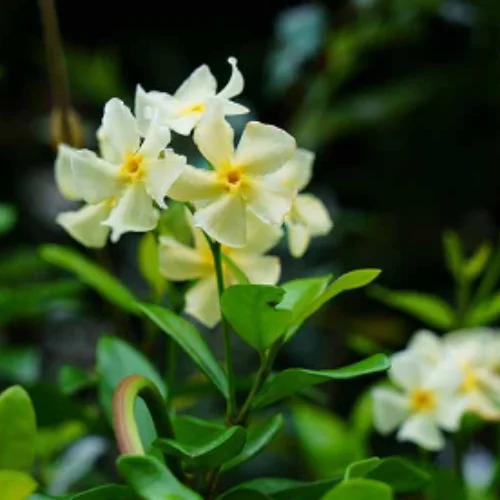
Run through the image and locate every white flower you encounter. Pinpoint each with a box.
[159,210,281,327]
[55,98,186,244]
[168,103,296,248]
[135,57,248,136]
[269,149,333,257]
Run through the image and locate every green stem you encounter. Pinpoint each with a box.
[209,240,236,422]
[474,236,500,305]
[456,277,470,327]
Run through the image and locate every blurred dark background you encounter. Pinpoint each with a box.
[1,0,500,491]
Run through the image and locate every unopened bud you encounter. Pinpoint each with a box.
[50,107,84,149]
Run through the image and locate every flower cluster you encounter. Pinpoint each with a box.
[372,329,500,450]
[54,58,333,325]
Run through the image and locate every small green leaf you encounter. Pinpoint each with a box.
[173,414,225,441]
[59,365,94,395]
[0,470,37,500]
[253,354,390,409]
[138,233,165,295]
[156,425,246,468]
[223,413,284,471]
[443,230,464,279]
[97,337,165,450]
[139,303,228,397]
[464,243,492,281]
[369,286,456,330]
[0,386,37,472]
[345,458,380,479]
[221,285,292,352]
[0,347,41,384]
[467,291,500,326]
[117,454,202,500]
[40,244,137,313]
[321,478,393,500]
[69,485,136,499]
[219,490,271,500]
[0,204,17,236]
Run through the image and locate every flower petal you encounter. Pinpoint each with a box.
[434,395,467,431]
[167,164,223,201]
[139,119,171,159]
[286,218,311,258]
[56,202,111,248]
[389,351,426,391]
[194,102,234,170]
[272,148,315,191]
[218,99,249,116]
[293,194,333,236]
[143,151,186,208]
[185,276,220,328]
[174,64,217,102]
[103,183,158,242]
[97,126,122,163]
[71,150,120,204]
[135,86,178,135]
[244,178,294,225]
[468,390,500,421]
[159,237,212,281]
[231,253,280,285]
[234,122,296,176]
[408,330,443,366]
[372,387,409,435]
[55,144,82,200]
[167,113,203,136]
[217,57,245,100]
[193,193,246,248]
[243,210,283,254]
[397,414,444,451]
[101,98,140,158]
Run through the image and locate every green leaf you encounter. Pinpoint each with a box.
[293,270,381,333]
[69,485,136,499]
[173,414,225,441]
[369,285,456,330]
[0,386,37,472]
[221,285,292,352]
[58,365,94,395]
[467,291,500,326]
[345,458,380,479]
[97,337,166,450]
[292,404,364,479]
[139,303,228,397]
[117,454,202,500]
[220,478,341,500]
[156,425,246,468]
[0,470,37,500]
[221,254,250,284]
[0,347,41,384]
[464,243,492,281]
[253,354,390,409]
[321,478,393,500]
[443,230,464,280]
[0,204,17,236]
[279,275,332,340]
[223,413,284,471]
[40,245,137,313]
[219,490,271,500]
[138,233,165,295]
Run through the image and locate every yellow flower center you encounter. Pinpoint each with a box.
[119,153,144,183]
[461,366,479,393]
[182,102,206,115]
[218,167,248,193]
[410,389,437,413]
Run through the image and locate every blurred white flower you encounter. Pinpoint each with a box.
[168,102,296,247]
[55,98,186,245]
[159,210,281,327]
[135,58,248,136]
[269,148,332,257]
[373,348,467,451]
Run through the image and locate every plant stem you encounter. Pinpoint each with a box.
[474,235,500,305]
[456,277,470,327]
[209,240,236,422]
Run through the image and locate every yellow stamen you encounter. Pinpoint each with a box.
[119,153,144,182]
[461,367,479,393]
[182,102,206,115]
[218,167,248,193]
[410,389,436,413]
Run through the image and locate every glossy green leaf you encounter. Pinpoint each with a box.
[253,354,390,408]
[97,337,165,450]
[138,233,165,295]
[0,204,16,236]
[69,485,136,499]
[464,243,492,281]
[139,303,228,397]
[58,365,94,395]
[219,490,271,500]
[156,425,246,468]
[321,478,393,500]
[279,275,331,340]
[0,386,37,472]
[369,286,456,330]
[345,458,380,479]
[173,414,225,441]
[0,470,37,500]
[223,413,284,471]
[220,478,341,500]
[117,454,201,500]
[467,291,500,326]
[40,245,137,313]
[221,285,292,352]
[442,230,464,279]
[293,270,381,333]
[292,403,364,478]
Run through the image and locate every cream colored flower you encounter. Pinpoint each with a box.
[269,149,333,257]
[373,348,466,451]
[135,57,248,136]
[55,98,186,245]
[168,103,296,247]
[159,210,281,327]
